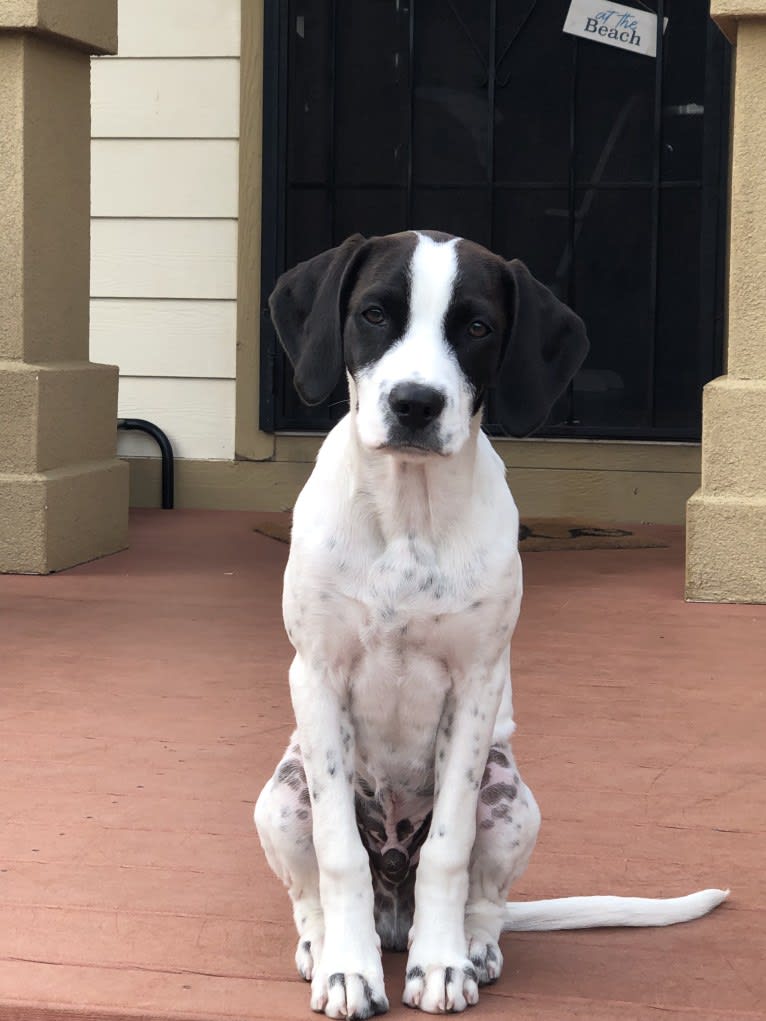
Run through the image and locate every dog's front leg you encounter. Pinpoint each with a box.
[289,655,388,1020]
[403,661,506,1014]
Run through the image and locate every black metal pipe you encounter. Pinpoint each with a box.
[117,418,175,510]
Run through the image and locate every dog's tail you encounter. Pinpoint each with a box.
[502,888,729,931]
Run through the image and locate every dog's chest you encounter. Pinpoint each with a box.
[340,538,502,792]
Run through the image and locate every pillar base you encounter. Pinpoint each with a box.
[0,459,129,574]
[686,491,766,603]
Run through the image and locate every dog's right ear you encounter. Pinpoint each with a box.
[268,234,367,406]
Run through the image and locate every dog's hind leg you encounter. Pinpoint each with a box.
[254,737,325,982]
[464,743,541,985]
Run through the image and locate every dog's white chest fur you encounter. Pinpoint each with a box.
[283,418,521,800]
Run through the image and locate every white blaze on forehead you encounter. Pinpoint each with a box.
[353,230,475,456]
[409,233,460,332]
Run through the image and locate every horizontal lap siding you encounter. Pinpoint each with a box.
[90,0,241,463]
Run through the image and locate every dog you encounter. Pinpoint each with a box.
[254,230,727,1018]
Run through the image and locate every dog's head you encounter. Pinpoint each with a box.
[269,230,588,456]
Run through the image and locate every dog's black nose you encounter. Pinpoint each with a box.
[388,383,446,430]
[381,848,409,883]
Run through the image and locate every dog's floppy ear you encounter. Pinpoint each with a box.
[496,260,589,436]
[268,234,366,405]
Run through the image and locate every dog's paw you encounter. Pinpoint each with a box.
[466,937,503,986]
[402,959,479,1013]
[311,958,388,1019]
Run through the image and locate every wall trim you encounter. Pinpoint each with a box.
[126,439,701,523]
[234,0,273,461]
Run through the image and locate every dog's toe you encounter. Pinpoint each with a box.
[403,961,479,1013]
[467,938,503,986]
[313,969,388,1019]
[295,936,319,981]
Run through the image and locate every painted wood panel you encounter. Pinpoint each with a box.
[91,59,240,138]
[117,377,235,460]
[91,219,238,299]
[91,141,238,218]
[90,299,236,379]
[116,0,240,57]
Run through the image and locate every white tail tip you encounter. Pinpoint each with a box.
[503,888,730,931]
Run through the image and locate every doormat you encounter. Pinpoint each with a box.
[518,519,668,552]
[253,517,668,552]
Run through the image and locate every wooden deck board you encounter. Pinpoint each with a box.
[0,509,763,1020]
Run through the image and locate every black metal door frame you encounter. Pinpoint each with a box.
[258,2,730,440]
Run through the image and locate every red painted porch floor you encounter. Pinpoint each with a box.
[0,509,764,1021]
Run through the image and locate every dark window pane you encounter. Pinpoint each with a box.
[575,36,655,185]
[413,0,489,187]
[334,187,407,241]
[493,188,570,295]
[661,4,708,182]
[335,1,410,187]
[285,187,333,264]
[495,0,573,185]
[654,187,704,430]
[412,188,491,248]
[287,1,332,185]
[574,188,653,429]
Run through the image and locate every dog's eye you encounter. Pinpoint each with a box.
[362,307,385,325]
[468,321,490,339]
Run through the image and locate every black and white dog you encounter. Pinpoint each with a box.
[255,231,727,1018]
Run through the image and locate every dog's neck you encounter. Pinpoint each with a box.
[347,410,483,546]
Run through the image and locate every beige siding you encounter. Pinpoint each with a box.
[90,300,236,378]
[117,378,235,460]
[92,140,239,217]
[91,59,239,137]
[115,0,240,57]
[90,0,240,462]
[91,220,237,299]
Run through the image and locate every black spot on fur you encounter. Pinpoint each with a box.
[328,973,346,990]
[276,758,306,791]
[479,818,494,830]
[396,818,414,841]
[480,782,518,805]
[299,787,310,805]
[491,802,513,821]
[487,747,511,769]
[407,966,425,981]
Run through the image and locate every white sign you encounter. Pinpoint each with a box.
[563,1,668,58]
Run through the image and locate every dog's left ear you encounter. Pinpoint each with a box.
[496,260,589,436]
[268,234,367,405]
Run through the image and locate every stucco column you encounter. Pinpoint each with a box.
[686,2,766,602]
[0,2,128,573]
